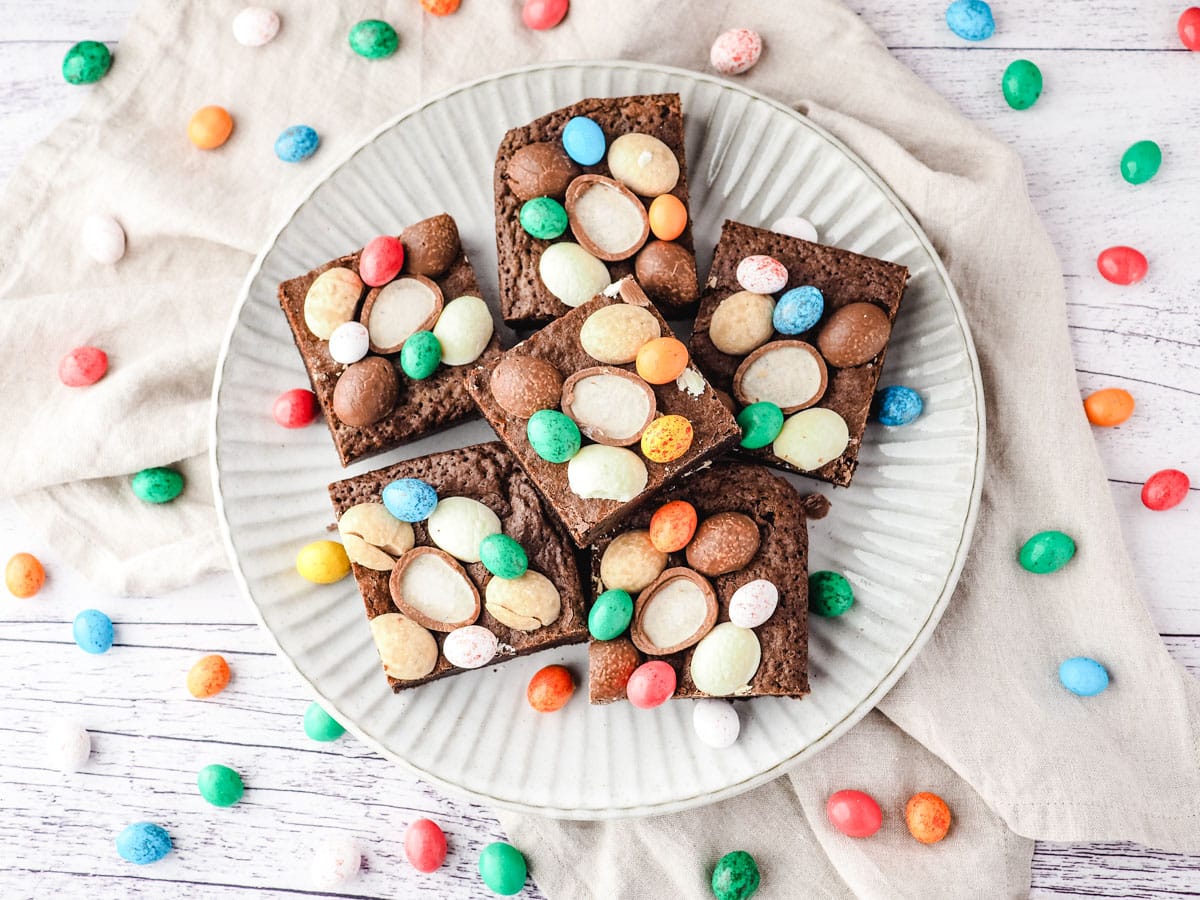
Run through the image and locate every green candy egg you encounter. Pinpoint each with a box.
[480,534,528,580]
[478,841,527,896]
[131,467,184,504]
[62,40,112,85]
[1018,530,1075,574]
[303,702,345,742]
[1002,59,1043,110]
[588,589,633,640]
[197,764,244,807]
[711,850,760,900]
[348,19,399,59]
[809,570,854,617]
[1120,140,1161,185]
[736,402,785,450]
[526,409,581,463]
[401,331,442,380]
[519,197,568,240]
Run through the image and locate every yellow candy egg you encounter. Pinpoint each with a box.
[640,415,694,463]
[296,540,351,584]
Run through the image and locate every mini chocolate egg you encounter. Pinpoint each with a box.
[712,851,760,900]
[539,241,610,308]
[689,623,760,695]
[272,388,317,429]
[873,385,923,426]
[480,534,528,580]
[478,842,528,896]
[648,193,687,241]
[405,818,447,873]
[1097,246,1148,285]
[649,500,697,553]
[773,408,850,470]
[736,255,787,294]
[640,415,694,463]
[382,478,438,522]
[400,331,442,380]
[708,291,776,356]
[526,409,582,463]
[692,699,740,749]
[635,240,698,307]
[432,295,494,366]
[6,552,45,598]
[274,125,319,163]
[579,303,661,364]
[46,719,91,772]
[565,175,650,261]
[736,401,784,450]
[73,609,113,654]
[359,235,405,287]
[59,346,108,387]
[188,105,234,150]
[560,366,656,446]
[490,355,564,418]
[62,40,111,85]
[303,702,346,741]
[527,664,574,712]
[561,116,606,166]
[1018,530,1075,574]
[710,28,763,75]
[332,357,399,426]
[1059,656,1109,696]
[733,340,828,413]
[606,133,680,196]
[327,321,370,365]
[589,588,634,641]
[197,763,244,807]
[906,792,952,844]
[945,0,994,41]
[809,570,854,617]
[686,512,760,576]
[600,530,667,593]
[728,579,779,628]
[505,141,580,201]
[1083,387,1135,426]
[442,625,499,669]
[361,275,443,354]
[567,445,647,502]
[131,466,184,503]
[625,660,677,708]
[827,790,883,837]
[589,636,640,703]
[520,196,568,240]
[295,540,350,584]
[81,214,126,264]
[773,285,824,335]
[1142,469,1189,511]
[232,7,281,47]
[816,302,891,367]
[635,336,689,385]
[116,822,172,865]
[310,835,360,888]
[401,215,460,278]
[522,0,569,30]
[770,215,818,242]
[348,19,398,59]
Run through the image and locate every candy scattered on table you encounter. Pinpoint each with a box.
[1058,656,1109,696]
[421,0,460,15]
[62,40,112,85]
[232,7,280,47]
[188,105,234,150]
[1120,140,1162,185]
[561,116,606,166]
[131,466,184,504]
[692,699,740,749]
[275,125,319,162]
[349,19,399,59]
[478,841,527,896]
[45,719,91,772]
[873,385,924,426]
[945,0,994,41]
[736,255,788,294]
[809,570,854,617]
[272,388,317,428]
[296,540,350,584]
[710,28,763,76]
[58,346,109,387]
[1141,469,1189,511]
[626,659,677,709]
[303,701,346,742]
[522,0,569,30]
[1083,387,1135,426]
[1179,7,1200,50]
[527,664,575,712]
[1097,245,1148,285]
[711,849,760,900]
[589,588,634,640]
[520,196,568,240]
[1018,530,1076,574]
[906,791,952,844]
[383,478,439,522]
[81,213,126,264]
[405,818,448,873]
[74,609,114,654]
[826,789,883,837]
[310,835,361,888]
[116,822,172,865]
[6,552,45,598]
[187,654,231,698]
[770,215,818,243]
[197,763,245,807]
[1002,59,1042,110]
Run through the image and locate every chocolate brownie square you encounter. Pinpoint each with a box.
[495,93,700,326]
[690,220,909,486]
[328,442,588,693]
[278,213,502,467]
[467,277,742,547]
[587,462,816,704]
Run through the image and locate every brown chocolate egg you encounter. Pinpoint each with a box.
[816,302,891,368]
[588,636,642,704]
[505,141,581,201]
[332,356,400,427]
[685,512,761,577]
[489,355,564,418]
[635,240,699,307]
[400,214,460,278]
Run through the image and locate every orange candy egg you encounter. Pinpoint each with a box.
[421,0,460,13]
[649,500,697,552]
[187,654,232,698]
[635,337,689,385]
[648,194,687,241]
[905,791,952,844]
[5,552,45,598]
[641,415,694,464]
[527,664,574,712]
[188,105,234,150]
[1083,388,1134,427]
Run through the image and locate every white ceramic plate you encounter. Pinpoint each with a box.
[210,61,984,819]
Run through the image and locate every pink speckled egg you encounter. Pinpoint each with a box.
[442,625,498,669]
[710,28,763,76]
[626,660,676,709]
[728,579,779,628]
[736,254,788,294]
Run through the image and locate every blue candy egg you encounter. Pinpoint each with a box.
[73,609,113,654]
[773,286,824,334]
[381,478,438,522]
[945,0,995,41]
[1059,657,1109,697]
[274,125,320,163]
[873,385,924,426]
[116,822,172,865]
[561,116,606,166]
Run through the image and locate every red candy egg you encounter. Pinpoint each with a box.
[273,388,317,428]
[359,235,405,287]
[58,346,108,387]
[404,818,447,873]
[1141,469,1190,511]
[625,660,676,709]
[1097,246,1148,285]
[1180,7,1200,50]
[826,789,883,838]
[522,0,569,30]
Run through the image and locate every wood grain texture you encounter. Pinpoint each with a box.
[1,2,1197,898]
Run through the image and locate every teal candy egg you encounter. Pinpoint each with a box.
[401,331,442,380]
[116,822,172,865]
[303,702,345,742]
[480,534,528,580]
[588,589,633,640]
[1120,140,1162,185]
[711,850,761,900]
[1018,530,1075,574]
[519,197,568,240]
[478,841,527,895]
[526,409,581,463]
[131,467,184,504]
[197,763,244,807]
[1058,657,1109,696]
[63,40,112,84]
[348,19,398,59]
[736,402,784,450]
[809,571,854,617]
[1002,59,1043,110]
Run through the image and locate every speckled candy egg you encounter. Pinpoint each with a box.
[1059,656,1109,696]
[710,28,763,75]
[773,285,824,335]
[1142,469,1190,511]
[711,849,760,900]
[692,699,740,749]
[6,552,44,598]
[479,534,528,579]
[188,654,232,698]
[116,822,172,865]
[588,588,634,640]
[1018,530,1075,574]
[232,7,280,46]
[736,255,787,294]
[327,321,370,364]
[310,835,361,888]
[197,763,244,807]
[443,625,499,669]
[906,792,952,844]
[1097,246,1148,285]
[62,40,112,85]
[382,478,438,522]
[945,0,994,41]
[275,125,319,163]
[626,660,677,708]
[520,197,568,240]
[348,19,398,59]
[405,818,447,873]
[728,579,779,628]
[1083,388,1135,426]
[649,500,697,553]
[58,345,109,387]
[295,540,350,584]
[73,609,114,654]
[640,415,693,463]
[809,570,854,617]
[526,409,582,463]
[873,385,924,426]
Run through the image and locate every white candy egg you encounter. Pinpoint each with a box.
[692,699,740,748]
[45,719,91,772]
[328,321,370,364]
[81,214,126,264]
[232,7,281,47]
[770,216,819,243]
[442,625,499,669]
[309,835,361,889]
[728,579,779,629]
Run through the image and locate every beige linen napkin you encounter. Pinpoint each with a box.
[2,1,1197,895]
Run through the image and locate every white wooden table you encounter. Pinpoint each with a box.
[2,2,1197,897]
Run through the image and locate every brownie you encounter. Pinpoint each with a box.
[690,220,909,486]
[467,278,742,547]
[328,442,588,693]
[588,463,812,703]
[495,93,699,326]
[278,214,503,467]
